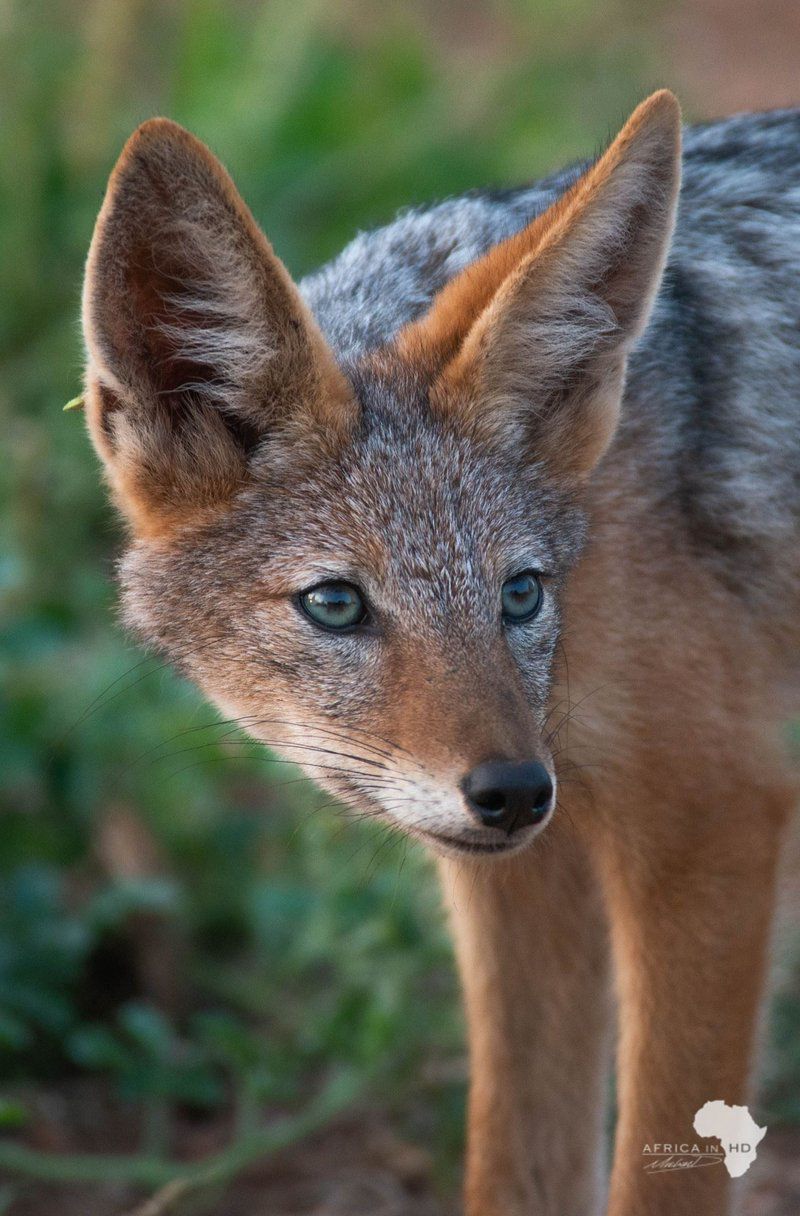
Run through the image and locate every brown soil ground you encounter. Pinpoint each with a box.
[4,1105,800,1216]
[4,1096,456,1216]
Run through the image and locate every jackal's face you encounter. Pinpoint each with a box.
[82,94,680,857]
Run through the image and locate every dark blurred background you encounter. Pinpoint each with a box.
[2,2,799,1214]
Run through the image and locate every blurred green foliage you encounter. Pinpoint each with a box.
[1,0,798,1198]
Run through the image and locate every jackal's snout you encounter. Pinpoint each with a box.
[461,759,554,835]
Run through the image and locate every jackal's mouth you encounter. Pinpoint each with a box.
[418,828,536,857]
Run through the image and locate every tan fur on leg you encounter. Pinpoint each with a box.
[441,818,611,1216]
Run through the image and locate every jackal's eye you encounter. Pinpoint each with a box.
[298,581,367,631]
[501,571,543,623]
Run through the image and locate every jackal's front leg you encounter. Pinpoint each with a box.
[600,783,789,1216]
[439,819,611,1216]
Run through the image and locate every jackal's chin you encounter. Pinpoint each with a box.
[409,816,552,860]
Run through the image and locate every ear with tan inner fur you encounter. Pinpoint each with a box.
[406,91,681,480]
[82,119,352,538]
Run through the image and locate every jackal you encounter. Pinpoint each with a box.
[81,92,800,1214]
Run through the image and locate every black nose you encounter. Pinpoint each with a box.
[462,760,553,834]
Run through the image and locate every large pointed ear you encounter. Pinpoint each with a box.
[82,119,353,538]
[404,90,681,481]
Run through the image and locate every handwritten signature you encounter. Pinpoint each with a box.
[643,1152,724,1173]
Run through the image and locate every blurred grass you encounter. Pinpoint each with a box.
[1,0,799,1203]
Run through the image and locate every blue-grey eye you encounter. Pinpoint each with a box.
[299,581,367,630]
[501,571,543,622]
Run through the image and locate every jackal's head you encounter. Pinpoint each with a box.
[82,93,680,857]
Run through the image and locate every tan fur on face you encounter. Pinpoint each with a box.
[82,119,355,539]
